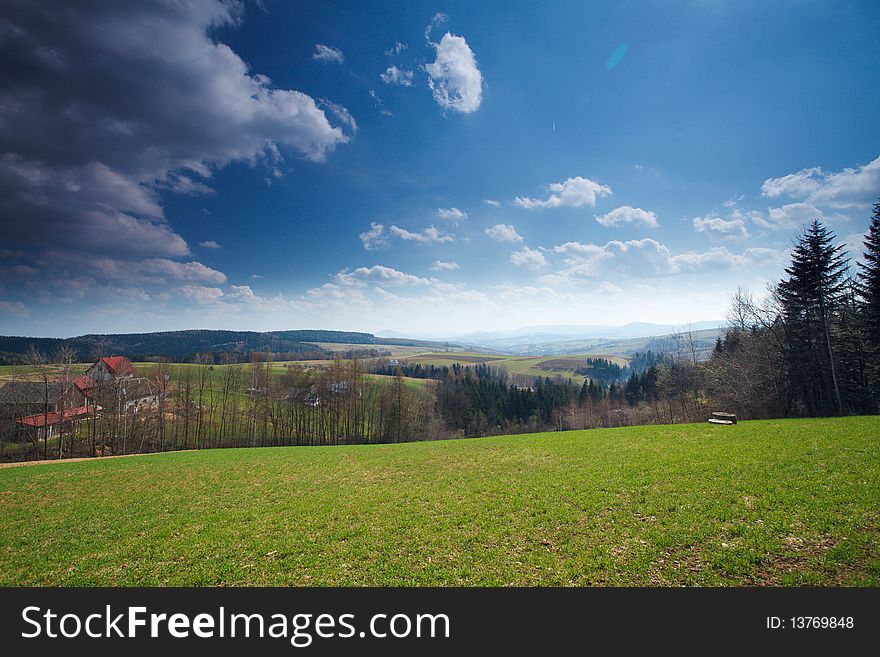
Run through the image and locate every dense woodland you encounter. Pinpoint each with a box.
[1,204,878,461]
[0,329,444,364]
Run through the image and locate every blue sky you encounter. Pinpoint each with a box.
[1,0,879,337]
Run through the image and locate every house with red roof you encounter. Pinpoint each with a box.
[15,404,97,441]
[86,356,136,382]
[85,356,158,415]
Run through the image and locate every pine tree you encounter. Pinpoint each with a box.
[777,219,850,415]
[858,199,880,401]
[858,201,880,344]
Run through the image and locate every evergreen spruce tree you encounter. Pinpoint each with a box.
[777,220,850,415]
[858,199,880,401]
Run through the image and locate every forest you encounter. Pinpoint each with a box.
[0,329,445,364]
[1,204,878,462]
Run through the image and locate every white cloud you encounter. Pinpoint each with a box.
[761,156,880,208]
[312,44,344,64]
[225,285,259,303]
[692,215,750,241]
[381,65,414,86]
[389,225,454,244]
[515,176,612,209]
[425,33,483,113]
[595,205,658,228]
[546,238,785,284]
[180,285,225,305]
[756,202,827,230]
[510,246,548,269]
[431,260,461,271]
[137,259,227,284]
[318,99,357,135]
[485,224,523,242]
[53,255,228,285]
[761,167,823,200]
[334,265,434,287]
[436,207,467,223]
[483,199,501,207]
[199,240,222,249]
[359,222,388,251]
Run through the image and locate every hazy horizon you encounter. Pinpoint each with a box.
[1,1,878,338]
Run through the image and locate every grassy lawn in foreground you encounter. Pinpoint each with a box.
[0,416,877,586]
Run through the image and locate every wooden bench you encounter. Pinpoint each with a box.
[708,412,737,425]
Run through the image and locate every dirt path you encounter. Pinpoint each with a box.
[0,450,194,469]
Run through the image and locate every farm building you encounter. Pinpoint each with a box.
[86,355,136,382]
[84,356,158,413]
[0,380,89,418]
[113,377,159,413]
[0,380,97,441]
[14,404,96,441]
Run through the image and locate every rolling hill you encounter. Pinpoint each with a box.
[1,416,877,586]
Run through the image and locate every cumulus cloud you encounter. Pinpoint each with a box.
[180,285,225,305]
[359,222,388,251]
[436,207,467,223]
[425,33,483,113]
[318,99,358,135]
[595,205,658,228]
[755,202,828,230]
[334,265,434,287]
[0,1,350,303]
[546,239,784,284]
[761,156,880,208]
[515,176,612,209]
[312,44,344,64]
[483,199,501,207]
[510,246,548,269]
[199,240,222,249]
[381,65,414,86]
[431,260,460,271]
[485,224,523,242]
[389,225,454,243]
[692,215,750,241]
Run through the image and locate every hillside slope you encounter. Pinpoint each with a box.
[1,417,877,586]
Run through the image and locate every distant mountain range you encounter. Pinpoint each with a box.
[379,321,725,354]
[0,321,727,363]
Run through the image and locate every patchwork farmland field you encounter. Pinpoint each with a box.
[400,352,628,382]
[1,416,877,586]
[0,349,623,387]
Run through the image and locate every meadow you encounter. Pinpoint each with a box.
[400,351,628,383]
[1,416,877,586]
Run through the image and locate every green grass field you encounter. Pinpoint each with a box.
[401,351,628,383]
[1,417,877,586]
